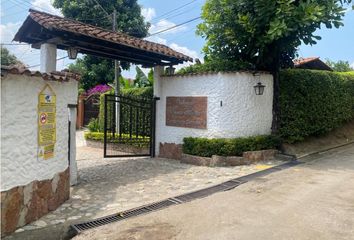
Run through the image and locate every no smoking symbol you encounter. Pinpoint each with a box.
[40,113,47,124]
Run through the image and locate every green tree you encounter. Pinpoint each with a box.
[134,66,153,87]
[325,59,354,72]
[1,47,22,66]
[197,0,352,133]
[54,0,150,90]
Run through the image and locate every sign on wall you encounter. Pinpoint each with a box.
[38,84,56,160]
[166,96,207,129]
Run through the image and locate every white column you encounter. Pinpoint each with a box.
[68,106,78,186]
[40,43,57,73]
[153,66,164,97]
[153,66,164,156]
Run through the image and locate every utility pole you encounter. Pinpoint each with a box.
[113,9,120,134]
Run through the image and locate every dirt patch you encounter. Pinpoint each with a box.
[282,119,354,157]
[76,222,178,240]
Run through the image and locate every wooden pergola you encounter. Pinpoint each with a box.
[14,9,193,67]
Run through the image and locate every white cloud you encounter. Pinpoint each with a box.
[145,36,167,45]
[169,43,199,60]
[0,22,22,43]
[141,8,156,22]
[1,21,39,68]
[169,42,199,69]
[0,0,70,70]
[145,35,200,68]
[31,0,62,16]
[351,62,354,69]
[0,21,70,70]
[149,19,187,35]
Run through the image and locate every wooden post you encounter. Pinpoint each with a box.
[77,94,86,129]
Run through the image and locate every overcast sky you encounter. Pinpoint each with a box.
[1,0,353,79]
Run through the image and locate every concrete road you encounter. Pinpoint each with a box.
[75,144,354,240]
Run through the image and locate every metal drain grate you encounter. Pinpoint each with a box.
[71,160,301,234]
[71,199,176,232]
[174,184,227,202]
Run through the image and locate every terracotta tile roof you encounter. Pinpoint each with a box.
[293,57,320,67]
[14,9,192,63]
[1,65,80,82]
[293,57,332,71]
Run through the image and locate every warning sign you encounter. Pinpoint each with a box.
[38,84,56,160]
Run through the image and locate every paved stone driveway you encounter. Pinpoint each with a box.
[15,132,283,234]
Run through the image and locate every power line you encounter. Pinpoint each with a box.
[149,16,201,36]
[1,0,21,12]
[27,56,68,68]
[2,8,28,18]
[150,0,198,23]
[152,5,199,24]
[92,0,111,17]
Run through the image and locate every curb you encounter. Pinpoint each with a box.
[296,141,354,159]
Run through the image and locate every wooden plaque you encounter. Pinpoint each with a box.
[166,96,207,129]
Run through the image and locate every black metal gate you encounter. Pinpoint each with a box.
[103,94,158,158]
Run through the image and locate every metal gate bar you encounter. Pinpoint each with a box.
[103,94,159,158]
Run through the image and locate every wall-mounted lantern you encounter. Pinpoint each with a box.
[67,47,78,60]
[253,72,265,95]
[166,66,176,75]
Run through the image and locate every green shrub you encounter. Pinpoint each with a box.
[183,135,281,157]
[279,69,354,143]
[98,87,153,132]
[87,118,100,132]
[84,131,150,148]
[176,60,254,75]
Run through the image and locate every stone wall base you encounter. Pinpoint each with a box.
[159,142,182,160]
[180,149,278,167]
[1,168,70,237]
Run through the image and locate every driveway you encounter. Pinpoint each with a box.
[9,132,282,240]
[74,144,354,240]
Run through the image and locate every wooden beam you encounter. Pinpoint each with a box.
[74,47,158,67]
[31,37,64,49]
[50,29,183,63]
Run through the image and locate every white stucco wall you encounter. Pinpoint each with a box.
[155,72,274,155]
[1,74,78,191]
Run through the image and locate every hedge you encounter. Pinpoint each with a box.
[84,131,150,148]
[279,70,354,143]
[98,87,153,132]
[176,60,254,75]
[183,135,281,157]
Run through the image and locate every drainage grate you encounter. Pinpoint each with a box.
[71,160,301,234]
[174,184,227,203]
[71,199,176,233]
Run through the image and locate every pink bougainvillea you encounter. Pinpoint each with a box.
[86,84,112,96]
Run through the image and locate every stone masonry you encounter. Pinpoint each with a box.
[1,168,70,237]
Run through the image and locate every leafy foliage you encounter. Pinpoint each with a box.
[197,0,352,71]
[197,0,352,134]
[279,69,354,143]
[84,132,150,148]
[134,66,153,87]
[183,135,281,157]
[87,118,100,132]
[68,56,115,90]
[177,60,254,75]
[98,87,153,132]
[1,47,22,66]
[53,0,149,37]
[54,0,149,90]
[325,59,354,72]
